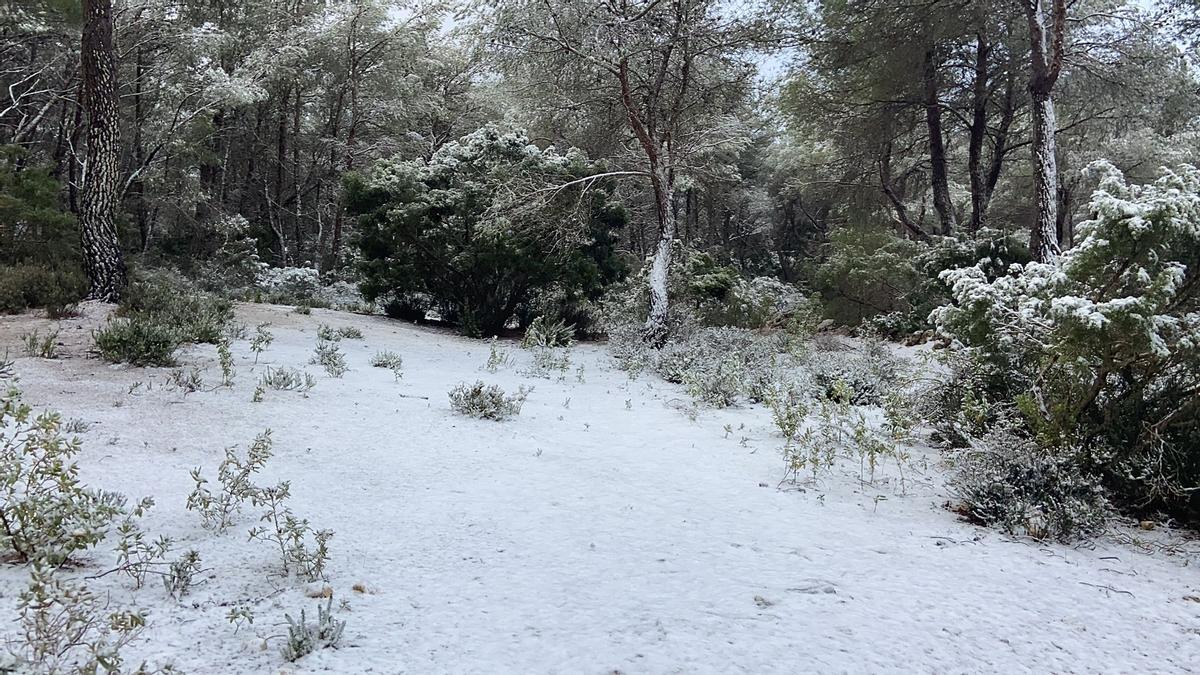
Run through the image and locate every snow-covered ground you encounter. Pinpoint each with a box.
[1,303,1198,673]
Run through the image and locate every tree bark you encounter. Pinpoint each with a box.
[79,0,127,301]
[923,49,955,235]
[1029,93,1061,260]
[967,19,990,232]
[644,159,676,346]
[1023,0,1066,261]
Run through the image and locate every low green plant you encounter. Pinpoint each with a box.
[166,367,204,394]
[369,351,403,380]
[250,323,273,364]
[259,367,316,393]
[218,339,235,386]
[11,564,148,674]
[248,482,333,582]
[1,388,123,565]
[310,339,347,378]
[448,381,531,421]
[483,339,513,372]
[186,431,273,532]
[279,596,345,662]
[93,318,179,367]
[521,316,576,349]
[117,271,233,345]
[21,329,59,359]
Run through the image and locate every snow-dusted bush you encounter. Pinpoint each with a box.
[521,316,576,349]
[0,388,123,565]
[310,338,348,378]
[259,367,316,393]
[369,351,403,379]
[600,248,817,340]
[448,381,530,420]
[934,162,1200,520]
[187,431,272,532]
[813,225,1029,337]
[93,317,180,367]
[350,126,627,337]
[802,330,906,406]
[659,328,789,407]
[248,482,333,582]
[523,347,572,380]
[9,565,148,674]
[279,597,345,662]
[948,430,1109,542]
[118,270,234,345]
[21,329,59,359]
[256,266,322,304]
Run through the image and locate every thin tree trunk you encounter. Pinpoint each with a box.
[79,0,126,301]
[923,49,955,235]
[967,19,990,232]
[1029,93,1061,260]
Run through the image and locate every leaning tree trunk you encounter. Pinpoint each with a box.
[79,0,126,301]
[643,161,676,347]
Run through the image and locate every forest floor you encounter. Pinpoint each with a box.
[1,302,1198,673]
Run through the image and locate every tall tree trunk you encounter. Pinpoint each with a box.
[79,0,126,301]
[923,49,955,235]
[1023,0,1066,261]
[967,18,990,233]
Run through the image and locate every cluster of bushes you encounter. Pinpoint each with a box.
[809,225,1030,338]
[929,163,1200,537]
[1,370,344,670]
[93,270,234,366]
[348,126,627,337]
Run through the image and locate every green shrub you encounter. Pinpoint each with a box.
[93,317,180,366]
[521,316,576,349]
[0,387,124,565]
[448,381,530,420]
[810,226,1029,336]
[600,247,816,343]
[0,265,86,315]
[118,270,233,344]
[948,429,1110,542]
[933,162,1200,523]
[350,126,627,337]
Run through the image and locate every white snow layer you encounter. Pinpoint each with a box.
[1,303,1197,674]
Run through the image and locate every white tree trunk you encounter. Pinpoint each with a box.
[1030,94,1061,261]
[643,165,676,345]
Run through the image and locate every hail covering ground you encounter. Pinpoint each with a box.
[0,302,1197,673]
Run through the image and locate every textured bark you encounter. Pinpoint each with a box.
[79,0,127,302]
[923,50,956,235]
[1029,94,1061,260]
[1023,0,1066,261]
[967,21,990,233]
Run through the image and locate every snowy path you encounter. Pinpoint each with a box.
[1,303,1197,673]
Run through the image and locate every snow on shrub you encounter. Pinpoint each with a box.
[448,381,530,421]
[256,266,322,304]
[802,329,907,406]
[933,161,1200,521]
[948,429,1110,542]
[0,387,123,565]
